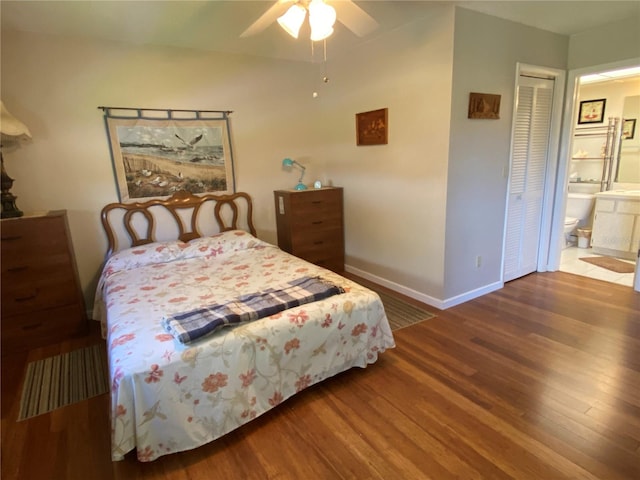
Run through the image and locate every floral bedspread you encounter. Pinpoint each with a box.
[93,230,395,462]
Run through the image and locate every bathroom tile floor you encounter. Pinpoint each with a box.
[559,245,636,287]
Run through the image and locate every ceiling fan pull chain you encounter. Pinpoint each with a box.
[322,39,329,83]
[310,37,329,98]
[310,39,319,98]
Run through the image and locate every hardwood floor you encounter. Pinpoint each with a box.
[2,271,639,479]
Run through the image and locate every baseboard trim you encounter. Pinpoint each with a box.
[344,265,503,310]
[344,265,445,309]
[440,281,503,309]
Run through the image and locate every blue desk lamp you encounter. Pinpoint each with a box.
[282,158,307,190]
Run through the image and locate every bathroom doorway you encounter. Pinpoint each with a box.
[550,61,640,287]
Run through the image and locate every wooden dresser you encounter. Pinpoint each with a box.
[274,187,344,273]
[1,210,87,352]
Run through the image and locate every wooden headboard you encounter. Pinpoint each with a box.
[100,190,256,257]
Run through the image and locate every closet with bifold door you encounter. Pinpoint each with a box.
[503,74,555,282]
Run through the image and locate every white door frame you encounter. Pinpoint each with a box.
[502,63,566,281]
[545,57,640,271]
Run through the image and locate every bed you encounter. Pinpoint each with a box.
[93,190,395,462]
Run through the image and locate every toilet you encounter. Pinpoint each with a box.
[564,192,596,247]
[563,216,580,246]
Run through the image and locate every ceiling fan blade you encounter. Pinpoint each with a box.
[333,0,379,37]
[240,0,294,38]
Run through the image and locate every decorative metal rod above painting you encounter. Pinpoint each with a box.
[98,106,236,202]
[97,106,233,120]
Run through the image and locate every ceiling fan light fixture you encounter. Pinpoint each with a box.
[309,0,336,41]
[277,4,307,39]
[310,25,334,42]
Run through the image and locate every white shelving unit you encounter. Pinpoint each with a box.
[570,117,621,192]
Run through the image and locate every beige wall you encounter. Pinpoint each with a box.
[324,4,454,301]
[2,6,457,312]
[2,6,637,315]
[1,30,319,307]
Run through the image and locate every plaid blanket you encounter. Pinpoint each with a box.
[162,276,345,344]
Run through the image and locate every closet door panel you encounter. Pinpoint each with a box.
[503,76,554,282]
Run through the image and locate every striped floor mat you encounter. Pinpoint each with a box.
[18,343,109,421]
[374,289,436,331]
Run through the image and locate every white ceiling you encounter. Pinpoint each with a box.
[1,1,639,63]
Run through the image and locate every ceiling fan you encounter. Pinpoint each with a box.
[240,0,379,40]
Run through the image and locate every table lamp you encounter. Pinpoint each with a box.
[282,158,307,190]
[1,101,31,218]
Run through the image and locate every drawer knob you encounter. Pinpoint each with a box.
[314,241,325,245]
[1,235,22,241]
[312,221,323,225]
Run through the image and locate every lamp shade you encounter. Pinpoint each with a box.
[277,4,306,39]
[0,101,31,141]
[309,0,336,41]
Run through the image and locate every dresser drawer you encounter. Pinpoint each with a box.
[1,304,86,352]
[290,226,342,248]
[1,214,70,257]
[1,250,72,275]
[288,191,342,216]
[295,245,344,266]
[312,257,344,273]
[288,215,343,234]
[297,250,344,273]
[1,272,79,317]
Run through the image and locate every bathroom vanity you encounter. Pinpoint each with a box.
[591,190,640,260]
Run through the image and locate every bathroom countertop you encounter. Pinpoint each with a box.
[595,190,640,200]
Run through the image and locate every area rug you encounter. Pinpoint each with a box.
[579,256,635,274]
[371,288,436,331]
[18,343,109,421]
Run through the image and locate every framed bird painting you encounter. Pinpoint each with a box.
[102,108,235,202]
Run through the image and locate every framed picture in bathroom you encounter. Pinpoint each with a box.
[577,98,606,124]
[622,118,636,139]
